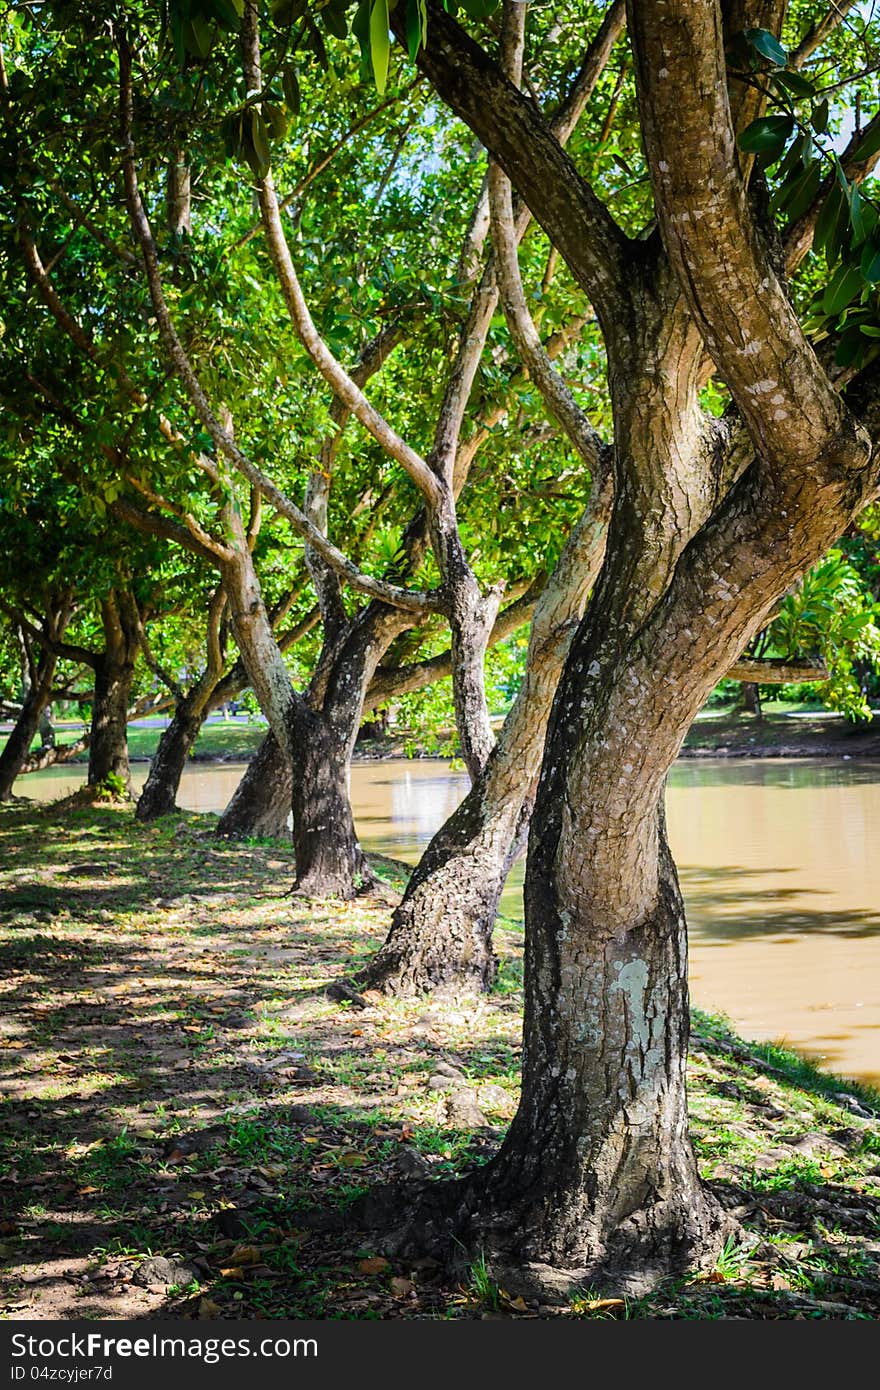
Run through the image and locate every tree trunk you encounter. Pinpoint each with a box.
[0,654,56,799]
[87,655,135,792]
[135,706,203,821]
[360,780,530,993]
[215,731,292,839]
[362,503,608,994]
[737,681,762,718]
[462,804,728,1295]
[86,592,140,795]
[289,701,376,897]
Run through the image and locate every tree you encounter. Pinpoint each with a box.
[357,0,880,1290]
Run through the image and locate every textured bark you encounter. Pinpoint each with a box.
[463,802,728,1292]
[220,539,398,896]
[363,502,609,995]
[288,702,375,896]
[215,731,292,840]
[135,705,204,820]
[0,650,56,798]
[86,593,140,794]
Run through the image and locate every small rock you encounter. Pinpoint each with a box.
[478,1083,512,1113]
[788,1133,848,1159]
[326,981,367,1009]
[132,1256,197,1290]
[433,1060,465,1079]
[444,1090,488,1128]
[392,1147,433,1179]
[751,1147,799,1171]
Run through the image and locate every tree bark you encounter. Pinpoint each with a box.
[86,591,140,794]
[135,704,203,820]
[0,650,57,799]
[215,731,292,839]
[362,502,609,995]
[460,801,728,1293]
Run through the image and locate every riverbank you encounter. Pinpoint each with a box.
[11,705,880,771]
[2,800,879,1321]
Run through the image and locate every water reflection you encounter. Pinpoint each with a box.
[14,755,880,1085]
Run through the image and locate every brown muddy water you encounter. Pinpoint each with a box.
[15,756,880,1087]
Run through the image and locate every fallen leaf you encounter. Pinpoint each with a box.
[219,1266,244,1279]
[77,1185,100,1195]
[230,1244,261,1266]
[584,1298,625,1312]
[358,1257,390,1275]
[390,1276,415,1297]
[509,1295,529,1311]
[198,1298,223,1318]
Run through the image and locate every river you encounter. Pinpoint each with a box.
[15,756,880,1086]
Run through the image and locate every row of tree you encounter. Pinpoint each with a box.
[2,0,880,1290]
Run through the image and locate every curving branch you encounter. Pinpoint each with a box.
[396,0,632,330]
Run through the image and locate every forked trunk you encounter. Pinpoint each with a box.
[363,504,607,994]
[136,706,204,820]
[215,731,292,839]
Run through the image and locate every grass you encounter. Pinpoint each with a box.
[0,800,878,1321]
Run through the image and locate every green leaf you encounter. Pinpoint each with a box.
[835,325,867,368]
[854,120,880,163]
[822,262,863,317]
[859,323,880,337]
[369,0,391,96]
[405,0,425,60]
[282,65,301,115]
[773,70,815,100]
[183,16,215,59]
[777,157,822,223]
[813,182,848,265]
[849,184,870,247]
[811,97,829,135]
[860,240,880,284]
[320,3,349,40]
[737,114,794,155]
[744,28,787,67]
[262,102,288,140]
[246,109,271,178]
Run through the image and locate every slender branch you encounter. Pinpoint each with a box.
[791,0,860,66]
[117,37,444,618]
[489,2,605,475]
[239,14,443,510]
[727,657,829,682]
[398,0,631,329]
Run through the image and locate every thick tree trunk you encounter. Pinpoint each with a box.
[215,731,292,839]
[135,706,203,820]
[220,542,401,895]
[87,655,135,792]
[289,702,376,897]
[0,658,56,799]
[464,806,727,1294]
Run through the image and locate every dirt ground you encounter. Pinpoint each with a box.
[1,799,879,1321]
